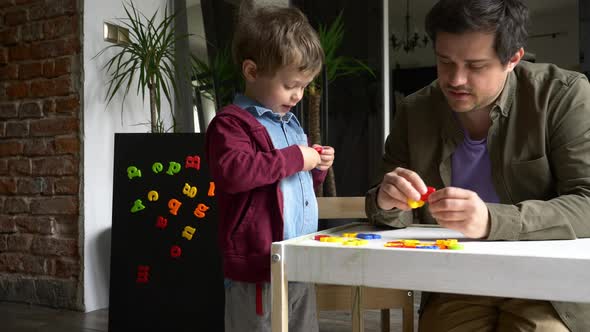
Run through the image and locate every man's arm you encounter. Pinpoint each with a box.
[487,76,590,240]
[365,100,415,227]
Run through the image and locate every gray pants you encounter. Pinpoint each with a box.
[224,280,319,332]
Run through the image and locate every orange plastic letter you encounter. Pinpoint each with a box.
[168,199,182,216]
[193,203,210,218]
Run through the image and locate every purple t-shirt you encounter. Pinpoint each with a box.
[451,133,500,203]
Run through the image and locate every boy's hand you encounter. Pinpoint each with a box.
[299,145,321,171]
[313,145,334,171]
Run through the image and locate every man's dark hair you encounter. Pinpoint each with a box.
[425,0,529,64]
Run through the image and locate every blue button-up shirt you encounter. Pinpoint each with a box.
[233,94,318,240]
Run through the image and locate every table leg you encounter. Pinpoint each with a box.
[271,243,288,332]
[351,286,364,332]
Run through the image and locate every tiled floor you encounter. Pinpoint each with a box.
[0,294,420,332]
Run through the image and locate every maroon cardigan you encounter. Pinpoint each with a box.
[205,105,326,282]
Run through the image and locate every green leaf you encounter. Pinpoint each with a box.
[94,0,192,133]
[313,10,376,90]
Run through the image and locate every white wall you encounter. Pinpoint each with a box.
[527,5,579,70]
[83,0,170,312]
[82,0,290,310]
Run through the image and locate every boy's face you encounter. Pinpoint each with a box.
[435,31,521,113]
[245,63,316,115]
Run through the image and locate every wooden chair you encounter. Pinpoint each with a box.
[316,197,414,332]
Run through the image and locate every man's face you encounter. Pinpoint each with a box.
[247,64,316,115]
[435,31,516,113]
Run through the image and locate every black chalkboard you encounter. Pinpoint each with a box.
[108,133,224,332]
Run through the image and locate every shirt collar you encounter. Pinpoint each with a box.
[233,94,298,124]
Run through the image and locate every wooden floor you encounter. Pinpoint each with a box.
[0,293,420,332]
[0,301,108,332]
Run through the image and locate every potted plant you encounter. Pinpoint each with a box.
[307,11,375,196]
[192,44,242,110]
[95,1,194,133]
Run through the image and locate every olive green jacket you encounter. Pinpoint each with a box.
[365,61,590,331]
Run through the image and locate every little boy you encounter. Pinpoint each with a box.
[204,2,335,332]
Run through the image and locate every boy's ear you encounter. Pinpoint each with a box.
[242,59,258,82]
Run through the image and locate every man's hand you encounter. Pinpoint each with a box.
[427,187,490,238]
[376,167,427,211]
[314,145,334,171]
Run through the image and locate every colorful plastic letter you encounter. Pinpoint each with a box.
[407,199,425,209]
[182,226,196,240]
[147,190,159,202]
[384,238,463,250]
[166,161,181,175]
[182,183,197,198]
[168,198,182,216]
[127,166,142,179]
[156,216,168,229]
[193,203,210,218]
[342,239,368,246]
[408,186,436,209]
[208,182,215,197]
[152,162,164,173]
[320,236,346,243]
[136,265,150,283]
[421,186,436,201]
[170,245,182,258]
[185,155,201,170]
[131,199,145,213]
[356,233,382,240]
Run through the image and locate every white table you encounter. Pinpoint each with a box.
[270,223,590,331]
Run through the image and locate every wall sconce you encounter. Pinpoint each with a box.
[103,22,129,45]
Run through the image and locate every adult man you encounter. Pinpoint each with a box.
[365,0,590,331]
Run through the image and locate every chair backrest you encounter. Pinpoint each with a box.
[316,197,366,219]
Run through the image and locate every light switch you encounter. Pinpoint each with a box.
[104,22,129,45]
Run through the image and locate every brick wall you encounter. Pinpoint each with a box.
[0,0,82,310]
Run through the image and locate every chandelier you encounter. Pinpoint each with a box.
[390,0,429,53]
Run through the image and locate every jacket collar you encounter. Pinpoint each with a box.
[435,83,463,145]
[493,69,517,118]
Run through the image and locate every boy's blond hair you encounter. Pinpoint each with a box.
[232,1,324,77]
